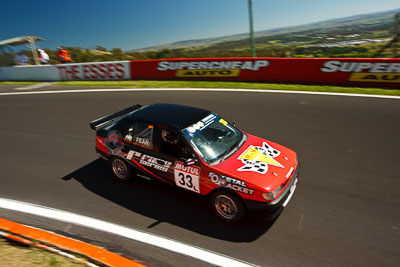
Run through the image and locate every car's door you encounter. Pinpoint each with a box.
[121,122,175,184]
[121,122,203,193]
[157,126,203,194]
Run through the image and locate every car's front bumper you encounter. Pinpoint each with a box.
[243,163,299,220]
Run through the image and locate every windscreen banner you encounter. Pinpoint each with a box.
[130,58,400,87]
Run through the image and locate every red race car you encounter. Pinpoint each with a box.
[90,103,299,223]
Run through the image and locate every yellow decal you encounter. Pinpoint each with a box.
[349,73,400,83]
[176,69,241,77]
[219,118,228,125]
[239,146,281,167]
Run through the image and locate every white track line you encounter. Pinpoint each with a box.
[14,82,55,91]
[0,198,257,267]
[0,88,399,99]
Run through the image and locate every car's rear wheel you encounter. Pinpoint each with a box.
[109,157,132,183]
[211,191,245,223]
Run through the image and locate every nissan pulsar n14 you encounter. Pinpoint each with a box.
[90,103,299,223]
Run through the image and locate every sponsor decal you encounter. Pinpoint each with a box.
[238,142,283,174]
[124,134,133,142]
[135,137,151,147]
[219,118,228,126]
[320,61,400,73]
[176,69,240,77]
[209,172,255,195]
[105,130,123,156]
[126,150,172,172]
[174,161,201,193]
[184,114,217,137]
[348,73,400,83]
[157,60,269,78]
[57,63,126,80]
[320,60,400,83]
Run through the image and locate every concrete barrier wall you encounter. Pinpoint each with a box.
[0,61,131,81]
[0,65,60,81]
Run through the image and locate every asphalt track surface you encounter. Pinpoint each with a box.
[0,85,399,266]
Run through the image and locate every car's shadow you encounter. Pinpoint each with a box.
[62,159,280,242]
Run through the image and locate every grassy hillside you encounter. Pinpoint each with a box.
[131,8,400,58]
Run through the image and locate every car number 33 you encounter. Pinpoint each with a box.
[174,162,200,193]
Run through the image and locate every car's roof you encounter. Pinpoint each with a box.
[127,103,212,130]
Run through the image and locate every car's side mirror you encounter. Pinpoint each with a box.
[232,122,236,127]
[184,158,198,166]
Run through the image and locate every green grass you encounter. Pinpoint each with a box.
[0,237,86,266]
[1,80,399,96]
[0,81,39,85]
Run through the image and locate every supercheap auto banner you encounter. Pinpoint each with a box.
[130,58,400,87]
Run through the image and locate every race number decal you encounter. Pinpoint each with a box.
[174,162,200,193]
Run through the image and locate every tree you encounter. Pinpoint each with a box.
[111,48,125,60]
[96,46,107,52]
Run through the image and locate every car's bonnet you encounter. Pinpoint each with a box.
[213,133,298,191]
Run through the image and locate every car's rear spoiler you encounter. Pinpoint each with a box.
[89,104,142,130]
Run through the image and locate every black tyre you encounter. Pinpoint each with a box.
[211,191,245,223]
[109,157,132,183]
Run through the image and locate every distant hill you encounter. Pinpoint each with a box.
[131,33,249,52]
[130,8,400,52]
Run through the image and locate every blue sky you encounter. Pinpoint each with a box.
[1,0,399,51]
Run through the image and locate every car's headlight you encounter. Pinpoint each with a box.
[262,185,284,201]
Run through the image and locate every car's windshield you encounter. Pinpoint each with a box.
[182,114,245,164]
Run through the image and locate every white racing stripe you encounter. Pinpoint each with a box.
[0,88,399,99]
[0,198,257,267]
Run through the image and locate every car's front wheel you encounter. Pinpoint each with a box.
[211,191,245,223]
[109,157,132,183]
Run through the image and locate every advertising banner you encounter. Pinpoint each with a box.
[1,58,399,87]
[130,58,400,87]
[56,61,130,81]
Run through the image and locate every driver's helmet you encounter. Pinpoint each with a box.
[161,129,178,144]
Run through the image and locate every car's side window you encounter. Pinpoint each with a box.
[124,122,154,150]
[159,128,192,158]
